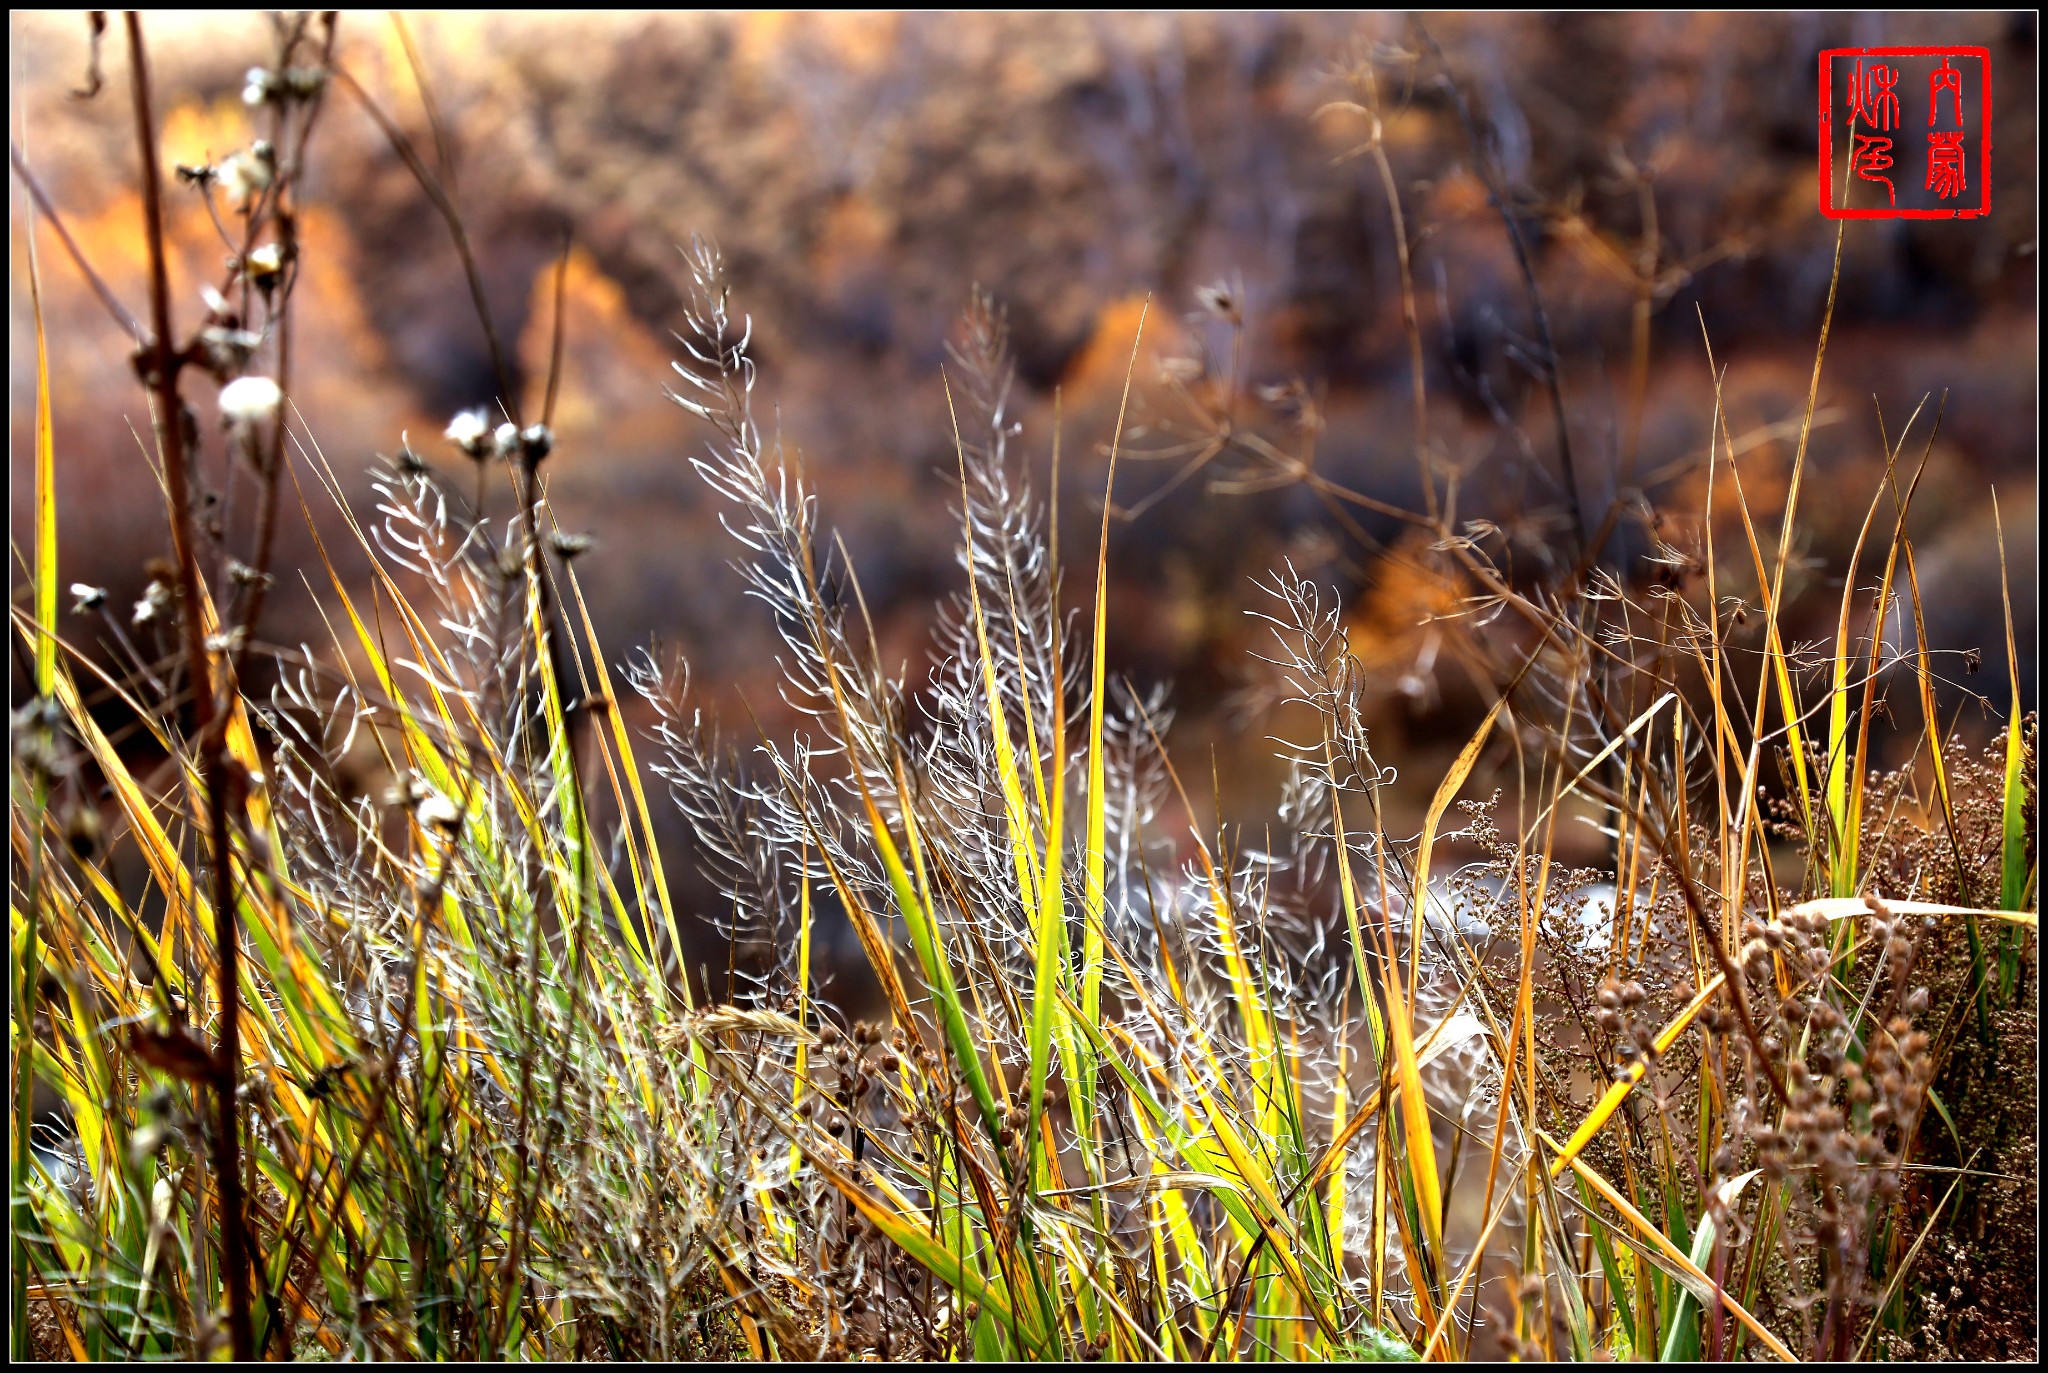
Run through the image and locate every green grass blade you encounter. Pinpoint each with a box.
[1993,495,2034,1000]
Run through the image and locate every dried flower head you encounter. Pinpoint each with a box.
[282,66,327,100]
[1194,280,1241,323]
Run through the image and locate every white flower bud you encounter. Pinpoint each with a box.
[445,409,491,455]
[415,794,462,831]
[217,148,274,208]
[246,242,285,281]
[127,1121,169,1164]
[219,375,283,425]
[133,581,172,627]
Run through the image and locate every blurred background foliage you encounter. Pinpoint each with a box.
[9,9,2037,945]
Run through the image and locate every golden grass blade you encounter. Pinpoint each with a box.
[864,788,998,1133]
[942,377,1061,1155]
[565,568,690,999]
[1777,896,2032,929]
[1527,690,1675,836]
[1297,1005,1486,1211]
[1762,218,1846,836]
[1328,787,1388,1058]
[807,1148,1047,1357]
[1539,1131,1795,1362]
[1418,1179,1523,1360]
[1899,543,1960,847]
[1825,436,1909,896]
[1324,1025,1350,1271]
[1084,299,1149,1020]
[51,669,203,973]
[1398,692,1507,1257]
[1552,896,2026,1186]
[27,203,57,697]
[1549,972,1727,1181]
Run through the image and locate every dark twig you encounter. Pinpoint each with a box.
[391,11,459,194]
[329,62,518,425]
[232,12,342,669]
[124,13,254,1360]
[9,142,147,345]
[1413,21,1589,558]
[544,227,573,428]
[71,10,108,99]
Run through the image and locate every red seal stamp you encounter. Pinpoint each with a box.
[1819,47,1991,218]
